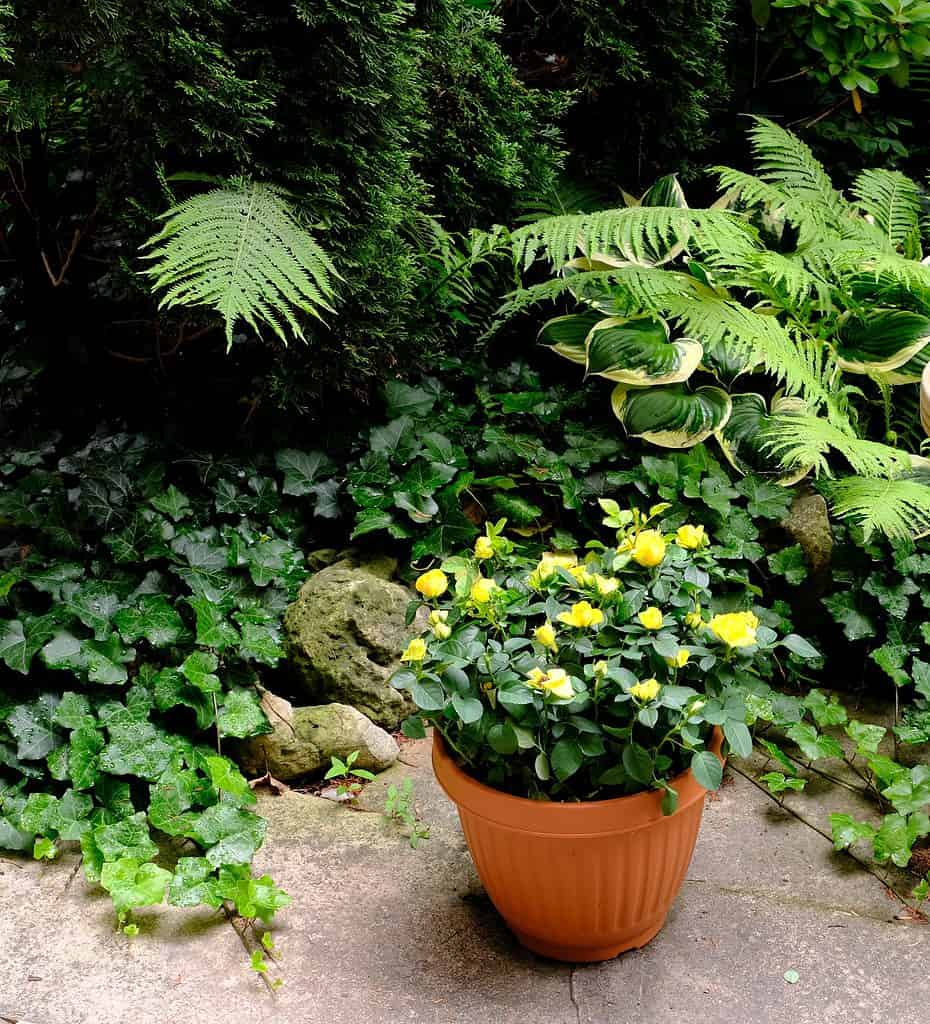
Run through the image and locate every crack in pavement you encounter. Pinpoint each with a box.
[568,966,581,1024]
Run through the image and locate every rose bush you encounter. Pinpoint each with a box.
[393,508,820,807]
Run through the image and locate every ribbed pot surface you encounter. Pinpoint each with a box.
[432,731,721,962]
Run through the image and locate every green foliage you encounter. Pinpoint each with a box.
[501,0,736,188]
[0,430,337,920]
[323,750,376,800]
[142,184,339,348]
[383,777,430,848]
[489,119,930,540]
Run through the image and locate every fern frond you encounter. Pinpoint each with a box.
[711,166,788,211]
[821,476,930,540]
[747,117,847,220]
[851,169,922,250]
[761,413,912,478]
[505,206,760,268]
[141,183,339,348]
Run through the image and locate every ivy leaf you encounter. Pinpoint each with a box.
[188,804,267,867]
[308,478,341,519]
[69,724,104,790]
[786,722,843,762]
[63,583,124,640]
[384,380,437,419]
[167,856,223,908]
[822,592,876,642]
[99,722,175,780]
[218,688,269,739]
[24,561,84,599]
[871,643,910,687]
[114,595,185,647]
[767,545,808,585]
[148,767,209,836]
[215,866,290,922]
[912,659,930,701]
[0,617,56,674]
[369,417,418,462]
[150,485,192,521]
[881,766,930,816]
[233,610,283,665]
[180,651,221,693]
[863,573,918,619]
[275,449,335,496]
[7,694,61,760]
[872,812,930,867]
[802,689,847,727]
[202,754,257,806]
[844,720,885,756]
[100,857,172,913]
[53,691,93,730]
[759,771,806,795]
[93,811,158,863]
[188,596,240,650]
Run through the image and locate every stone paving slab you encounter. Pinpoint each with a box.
[1,736,928,1024]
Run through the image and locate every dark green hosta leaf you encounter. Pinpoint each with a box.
[188,596,239,650]
[830,813,876,851]
[586,316,701,386]
[99,722,175,781]
[218,688,269,739]
[188,804,267,867]
[100,857,172,913]
[275,449,335,496]
[114,595,185,647]
[150,484,192,521]
[180,651,221,693]
[7,694,61,760]
[611,384,731,449]
[717,393,811,482]
[690,750,723,790]
[168,856,223,909]
[872,811,930,867]
[538,310,606,365]
[836,309,930,376]
[785,722,843,762]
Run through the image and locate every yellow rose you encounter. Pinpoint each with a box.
[415,569,448,599]
[428,609,451,640]
[594,574,619,596]
[665,648,690,668]
[708,610,759,648]
[470,576,498,604]
[631,529,666,568]
[629,677,661,702]
[676,524,706,550]
[637,606,663,630]
[534,619,558,652]
[525,666,575,700]
[557,601,604,629]
[474,535,494,560]
[400,638,427,662]
[569,564,594,587]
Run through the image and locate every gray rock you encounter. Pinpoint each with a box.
[781,491,833,578]
[283,561,422,727]
[235,692,399,781]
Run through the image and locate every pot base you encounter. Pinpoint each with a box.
[512,913,666,963]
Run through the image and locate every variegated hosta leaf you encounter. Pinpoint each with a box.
[880,342,930,386]
[640,174,688,210]
[836,310,930,375]
[716,393,812,484]
[537,311,604,365]
[611,384,732,448]
[699,339,756,385]
[562,258,629,315]
[585,316,702,385]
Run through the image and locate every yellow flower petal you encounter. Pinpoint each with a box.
[629,677,661,702]
[676,524,706,550]
[557,601,604,629]
[470,577,498,604]
[637,606,663,630]
[534,620,559,652]
[415,569,448,599]
[631,529,666,568]
[400,638,427,662]
[474,536,494,559]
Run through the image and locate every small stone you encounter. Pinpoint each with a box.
[781,491,832,578]
[234,694,399,782]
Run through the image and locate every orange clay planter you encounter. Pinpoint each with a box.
[432,728,724,962]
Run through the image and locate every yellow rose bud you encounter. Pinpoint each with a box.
[676,524,706,550]
[629,677,661,702]
[474,535,494,560]
[470,576,498,604]
[525,666,574,700]
[569,564,594,587]
[557,600,604,629]
[631,529,666,568]
[592,659,609,679]
[400,638,427,662]
[428,610,451,640]
[708,611,759,648]
[665,648,690,668]
[594,574,619,596]
[415,569,448,599]
[534,619,558,652]
[638,606,663,630]
[685,607,704,630]
[690,699,706,713]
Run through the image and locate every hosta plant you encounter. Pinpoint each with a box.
[392,510,819,806]
[491,118,930,540]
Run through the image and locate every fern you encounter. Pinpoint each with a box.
[851,169,922,250]
[821,476,930,540]
[141,183,339,348]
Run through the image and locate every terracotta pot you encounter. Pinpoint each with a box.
[432,729,723,962]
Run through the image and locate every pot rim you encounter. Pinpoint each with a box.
[432,727,723,836]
